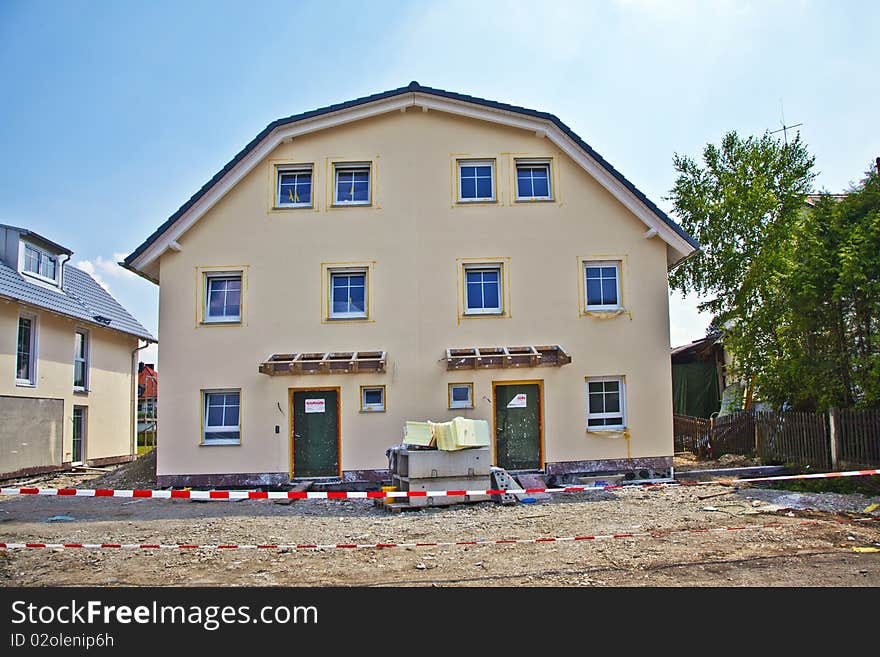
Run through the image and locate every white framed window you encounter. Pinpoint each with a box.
[584,261,621,311]
[329,269,367,319]
[276,166,313,207]
[72,406,87,463]
[203,390,241,445]
[15,314,37,386]
[334,164,371,205]
[515,161,552,200]
[464,264,502,315]
[448,383,474,409]
[204,272,242,323]
[20,242,59,286]
[457,160,495,202]
[73,329,89,391]
[586,377,626,430]
[360,385,385,412]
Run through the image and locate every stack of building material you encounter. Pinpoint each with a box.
[384,444,492,509]
[403,417,491,450]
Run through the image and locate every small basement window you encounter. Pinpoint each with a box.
[515,161,552,200]
[448,383,473,409]
[361,386,385,412]
[334,164,371,205]
[276,166,313,207]
[458,160,495,202]
[586,377,626,430]
[203,390,241,445]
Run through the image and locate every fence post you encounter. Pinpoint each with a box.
[754,414,760,460]
[828,407,839,470]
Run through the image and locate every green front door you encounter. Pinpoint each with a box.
[292,389,339,478]
[494,382,542,470]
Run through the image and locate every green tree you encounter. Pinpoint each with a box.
[667,131,815,409]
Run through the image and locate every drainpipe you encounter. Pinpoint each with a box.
[131,340,150,458]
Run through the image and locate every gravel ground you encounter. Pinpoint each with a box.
[1,470,878,586]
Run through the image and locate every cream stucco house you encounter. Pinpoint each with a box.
[1,225,155,479]
[123,82,698,487]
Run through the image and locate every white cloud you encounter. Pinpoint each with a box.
[74,252,136,292]
[669,290,713,347]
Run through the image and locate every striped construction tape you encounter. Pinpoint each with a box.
[0,521,797,551]
[1,468,878,501]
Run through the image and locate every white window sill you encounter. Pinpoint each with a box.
[457,198,496,204]
[15,380,36,388]
[584,306,625,314]
[328,315,368,321]
[274,203,313,210]
[515,197,554,203]
[200,440,241,446]
[360,407,385,413]
[201,318,241,325]
[73,387,89,395]
[449,404,474,410]
[332,201,371,207]
[464,310,503,316]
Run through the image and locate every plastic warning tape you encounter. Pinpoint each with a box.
[1,468,878,500]
[0,521,795,551]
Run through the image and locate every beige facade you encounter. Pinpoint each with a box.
[134,88,697,486]
[0,301,139,474]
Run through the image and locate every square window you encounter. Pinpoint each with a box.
[458,160,495,202]
[334,164,371,205]
[448,383,473,409]
[329,269,368,319]
[515,162,552,200]
[464,265,502,315]
[276,167,313,207]
[203,390,241,444]
[584,261,621,310]
[586,377,626,430]
[204,273,242,323]
[360,386,385,412]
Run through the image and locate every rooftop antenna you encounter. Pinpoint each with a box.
[770,99,802,146]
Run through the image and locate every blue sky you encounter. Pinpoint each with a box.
[2,0,877,365]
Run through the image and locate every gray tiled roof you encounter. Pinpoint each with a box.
[0,260,155,341]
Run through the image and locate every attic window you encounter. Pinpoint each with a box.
[22,244,58,285]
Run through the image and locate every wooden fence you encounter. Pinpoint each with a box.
[674,408,879,470]
[755,411,829,470]
[836,408,880,468]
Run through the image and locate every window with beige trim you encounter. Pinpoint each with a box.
[276,165,313,208]
[203,390,241,445]
[515,160,552,201]
[448,383,473,409]
[330,269,367,319]
[464,264,502,315]
[457,160,495,202]
[586,377,626,430]
[334,163,371,205]
[204,272,242,323]
[360,385,385,412]
[584,261,621,311]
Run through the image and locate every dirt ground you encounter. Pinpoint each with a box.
[1,458,878,587]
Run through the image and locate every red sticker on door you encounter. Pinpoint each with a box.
[506,393,527,408]
[305,398,326,413]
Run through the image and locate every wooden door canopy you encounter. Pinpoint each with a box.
[445,345,571,370]
[259,351,386,375]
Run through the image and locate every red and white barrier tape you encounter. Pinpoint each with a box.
[1,468,878,501]
[0,521,794,551]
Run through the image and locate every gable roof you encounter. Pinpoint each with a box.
[123,82,699,281]
[0,259,155,342]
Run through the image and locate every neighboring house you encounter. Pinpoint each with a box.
[671,333,727,419]
[123,82,699,487]
[137,362,158,448]
[0,225,155,479]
